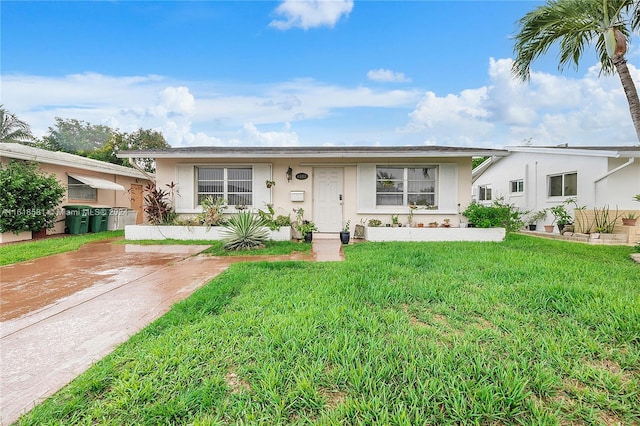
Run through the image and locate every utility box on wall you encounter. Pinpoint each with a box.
[290,191,305,202]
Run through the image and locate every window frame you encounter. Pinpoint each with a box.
[547,172,577,197]
[509,179,524,194]
[67,176,97,201]
[196,166,253,208]
[478,184,492,201]
[375,165,438,208]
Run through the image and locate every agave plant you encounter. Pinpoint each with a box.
[221,211,269,250]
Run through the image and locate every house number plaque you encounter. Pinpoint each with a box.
[295,173,308,180]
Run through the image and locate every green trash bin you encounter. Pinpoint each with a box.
[64,205,90,234]
[89,207,111,233]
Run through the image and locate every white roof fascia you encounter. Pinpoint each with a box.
[0,143,152,180]
[505,146,640,158]
[119,149,507,159]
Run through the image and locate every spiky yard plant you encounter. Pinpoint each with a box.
[221,210,269,251]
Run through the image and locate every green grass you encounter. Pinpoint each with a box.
[16,234,640,425]
[0,231,124,266]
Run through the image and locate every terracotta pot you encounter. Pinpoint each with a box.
[544,225,554,233]
[622,218,637,226]
[417,223,424,228]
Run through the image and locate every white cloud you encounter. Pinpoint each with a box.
[367,69,411,83]
[404,57,639,147]
[269,0,353,30]
[2,58,637,149]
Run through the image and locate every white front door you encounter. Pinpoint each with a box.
[313,168,343,232]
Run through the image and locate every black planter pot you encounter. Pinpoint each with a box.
[557,223,565,233]
[339,231,350,244]
[528,224,537,231]
[304,232,313,243]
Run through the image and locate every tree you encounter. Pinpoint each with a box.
[0,105,35,143]
[0,160,66,233]
[38,118,113,154]
[512,0,640,142]
[87,128,170,173]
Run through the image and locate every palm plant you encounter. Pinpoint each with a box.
[512,0,640,142]
[221,211,269,250]
[0,105,35,143]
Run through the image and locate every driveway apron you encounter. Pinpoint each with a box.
[0,238,341,425]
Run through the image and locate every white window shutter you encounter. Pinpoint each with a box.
[357,164,376,211]
[175,164,195,212]
[252,163,272,209]
[438,163,458,210]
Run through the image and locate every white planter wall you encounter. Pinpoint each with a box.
[365,226,506,242]
[125,225,291,241]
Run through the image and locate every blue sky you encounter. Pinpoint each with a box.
[2,0,638,148]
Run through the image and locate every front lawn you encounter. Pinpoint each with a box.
[0,231,124,266]
[17,235,640,425]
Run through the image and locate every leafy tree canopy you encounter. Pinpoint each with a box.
[36,117,170,173]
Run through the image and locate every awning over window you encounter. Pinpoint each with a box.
[68,174,125,191]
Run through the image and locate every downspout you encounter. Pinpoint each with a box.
[592,157,634,206]
[128,157,156,183]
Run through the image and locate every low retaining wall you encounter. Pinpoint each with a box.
[125,225,291,241]
[365,227,506,242]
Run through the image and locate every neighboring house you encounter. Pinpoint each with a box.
[0,143,153,241]
[472,145,640,227]
[118,146,507,231]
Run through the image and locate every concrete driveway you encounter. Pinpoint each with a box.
[1,237,341,425]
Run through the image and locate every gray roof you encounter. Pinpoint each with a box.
[0,143,152,179]
[118,145,508,159]
[506,145,640,157]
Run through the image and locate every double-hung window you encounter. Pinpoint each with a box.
[376,166,437,207]
[510,179,524,194]
[197,167,253,206]
[548,172,577,197]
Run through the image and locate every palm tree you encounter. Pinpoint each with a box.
[0,105,35,143]
[512,0,640,143]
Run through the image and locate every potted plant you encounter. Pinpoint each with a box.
[339,220,351,244]
[622,212,638,226]
[526,209,547,231]
[441,218,451,228]
[391,214,400,227]
[297,220,317,242]
[265,179,276,188]
[428,221,438,228]
[549,204,573,233]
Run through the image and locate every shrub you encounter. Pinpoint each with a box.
[0,160,65,233]
[463,198,525,232]
[221,211,269,250]
[198,196,227,226]
[143,182,177,225]
[257,204,290,231]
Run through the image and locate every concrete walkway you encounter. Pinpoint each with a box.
[0,237,343,425]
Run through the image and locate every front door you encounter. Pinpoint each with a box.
[313,168,343,232]
[130,184,144,224]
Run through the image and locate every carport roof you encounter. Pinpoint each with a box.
[118,145,508,159]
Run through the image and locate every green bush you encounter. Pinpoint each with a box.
[463,198,525,232]
[0,160,65,233]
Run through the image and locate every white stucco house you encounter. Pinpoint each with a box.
[472,145,640,237]
[0,143,153,242]
[118,146,507,233]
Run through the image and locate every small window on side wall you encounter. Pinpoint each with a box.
[68,176,97,201]
[548,172,577,197]
[510,179,524,194]
[478,185,492,201]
